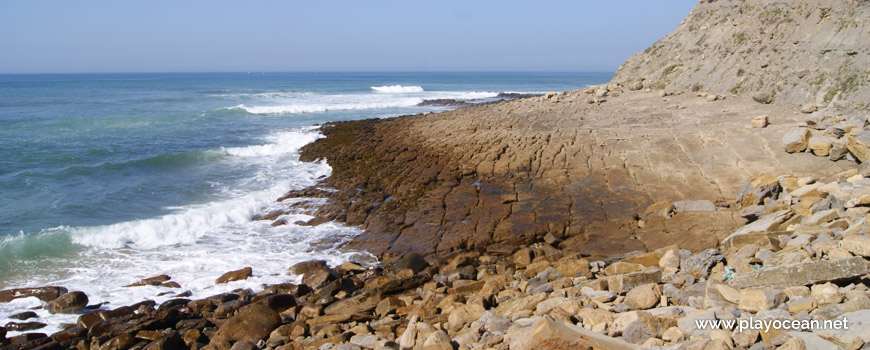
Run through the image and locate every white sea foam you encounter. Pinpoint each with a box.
[371,85,424,93]
[229,98,423,115]
[227,90,499,115]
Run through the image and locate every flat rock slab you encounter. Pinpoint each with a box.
[731,257,870,289]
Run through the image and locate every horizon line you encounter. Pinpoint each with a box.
[0,70,617,75]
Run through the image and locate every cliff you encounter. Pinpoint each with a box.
[614,0,870,107]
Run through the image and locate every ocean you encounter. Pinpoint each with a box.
[0,72,610,333]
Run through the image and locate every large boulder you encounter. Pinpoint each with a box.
[46,291,88,314]
[210,302,280,345]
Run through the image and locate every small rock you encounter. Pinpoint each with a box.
[751,115,769,128]
[739,289,786,312]
[801,104,818,114]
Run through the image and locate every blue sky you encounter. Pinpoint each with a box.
[0,1,696,73]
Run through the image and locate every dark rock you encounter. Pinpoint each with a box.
[0,287,67,303]
[45,291,88,314]
[125,275,171,288]
[49,327,86,342]
[288,260,328,276]
[393,252,429,274]
[215,267,252,284]
[210,302,280,345]
[261,283,312,298]
[229,340,258,350]
[301,266,338,290]
[9,311,38,320]
[5,321,47,331]
[101,334,135,350]
[416,99,472,107]
[7,332,47,345]
[253,293,296,313]
[160,282,181,289]
[496,92,541,100]
[143,332,185,350]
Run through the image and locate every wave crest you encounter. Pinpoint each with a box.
[371,85,424,93]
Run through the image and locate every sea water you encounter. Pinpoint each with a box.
[0,72,610,334]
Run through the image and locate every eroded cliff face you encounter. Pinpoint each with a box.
[614,0,870,107]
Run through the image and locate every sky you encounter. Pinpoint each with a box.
[0,1,697,73]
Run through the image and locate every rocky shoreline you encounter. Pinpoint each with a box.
[4,162,870,349]
[5,0,870,349]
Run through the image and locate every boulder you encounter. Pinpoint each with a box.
[839,235,870,256]
[45,291,88,314]
[736,174,781,209]
[753,92,774,104]
[393,252,429,274]
[808,136,834,157]
[847,131,870,163]
[288,260,328,276]
[731,257,870,289]
[216,267,252,284]
[301,266,338,290]
[210,302,280,344]
[782,129,812,153]
[623,284,661,310]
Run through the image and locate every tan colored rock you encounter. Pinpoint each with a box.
[715,283,741,304]
[576,308,614,333]
[494,293,547,317]
[216,267,252,284]
[783,286,810,299]
[738,289,786,312]
[554,254,590,278]
[623,283,661,310]
[788,297,816,314]
[515,317,640,350]
[709,329,733,348]
[839,235,870,257]
[732,328,760,348]
[809,136,833,156]
[847,131,870,163]
[779,336,807,350]
[783,128,811,153]
[607,269,662,294]
[751,115,769,128]
[447,304,484,333]
[811,283,843,306]
[604,262,644,276]
[658,250,681,270]
[662,326,684,343]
